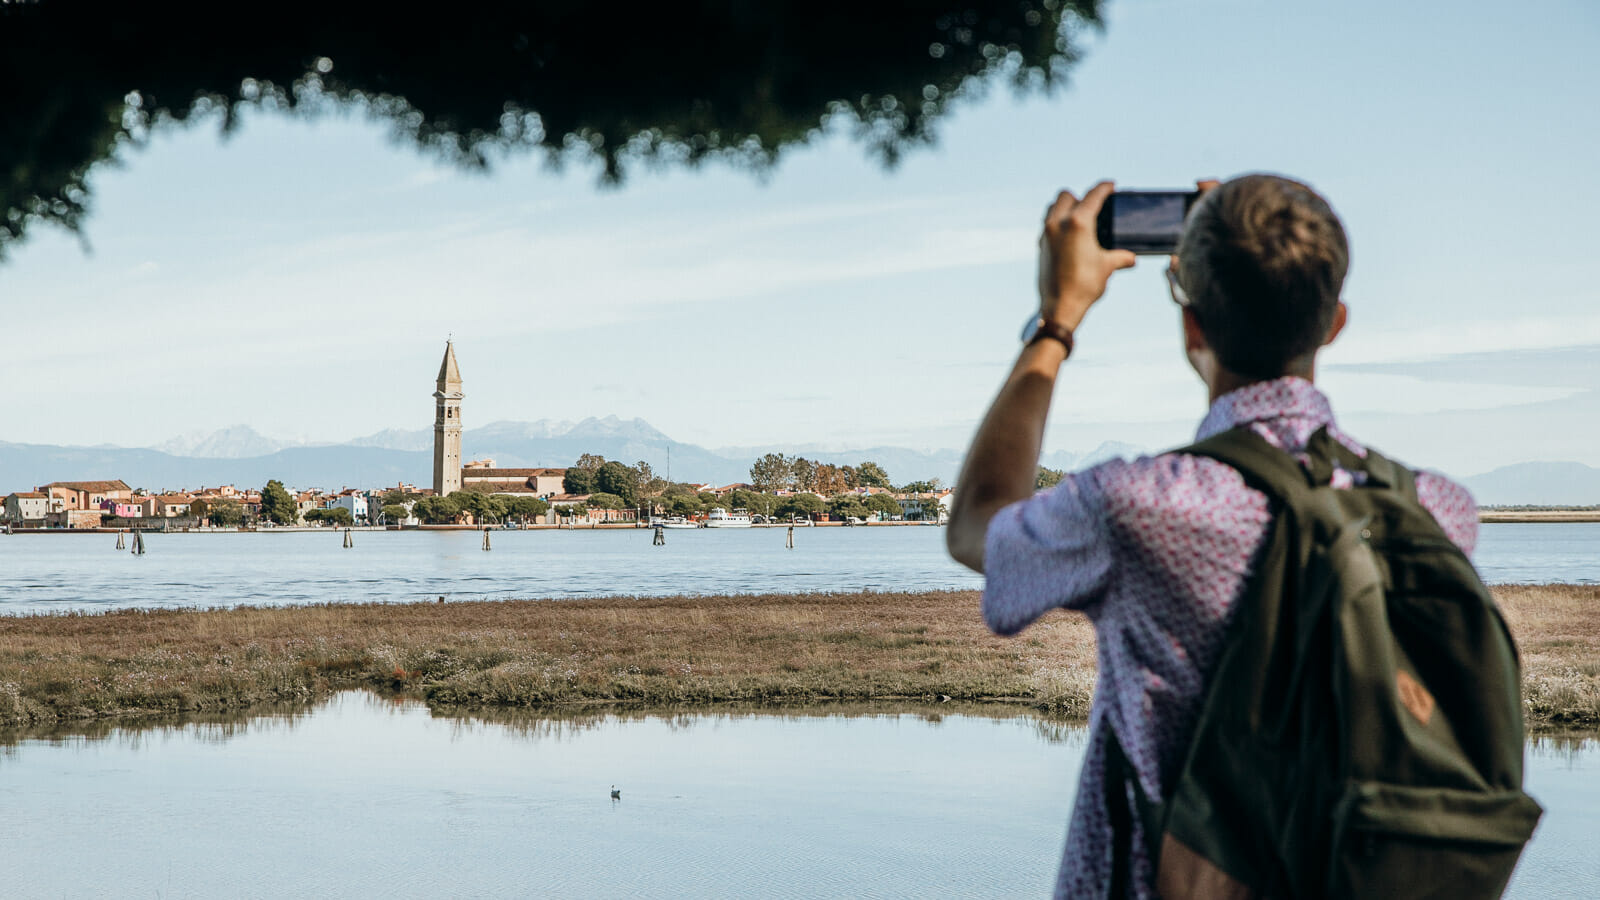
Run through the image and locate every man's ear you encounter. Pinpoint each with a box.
[1323,302,1348,346]
[1183,307,1208,353]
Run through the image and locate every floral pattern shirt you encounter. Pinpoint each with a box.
[981,377,1478,899]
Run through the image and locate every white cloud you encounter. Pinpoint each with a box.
[1317,371,1585,415]
[1326,314,1600,365]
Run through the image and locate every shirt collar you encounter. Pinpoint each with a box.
[1195,376,1336,441]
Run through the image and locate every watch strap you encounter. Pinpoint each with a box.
[1028,318,1075,355]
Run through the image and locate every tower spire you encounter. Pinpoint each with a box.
[432,340,464,496]
[437,339,462,390]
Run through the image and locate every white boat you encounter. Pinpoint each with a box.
[704,508,753,528]
[653,516,700,529]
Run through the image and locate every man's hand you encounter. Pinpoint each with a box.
[1036,181,1137,331]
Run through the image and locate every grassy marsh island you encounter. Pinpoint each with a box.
[1477,508,1600,524]
[2,586,1595,730]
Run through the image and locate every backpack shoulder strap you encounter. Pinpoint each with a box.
[1176,426,1314,505]
[1356,444,1419,501]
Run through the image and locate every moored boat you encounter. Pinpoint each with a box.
[704,508,753,528]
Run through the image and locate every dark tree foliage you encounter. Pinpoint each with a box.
[205,497,247,527]
[593,460,639,506]
[304,506,354,527]
[586,491,626,510]
[828,495,869,519]
[854,461,893,489]
[865,493,902,518]
[259,479,297,525]
[563,467,595,495]
[413,495,463,524]
[0,0,1102,257]
[777,493,825,519]
[506,496,550,521]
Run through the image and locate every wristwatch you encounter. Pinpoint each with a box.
[1020,314,1075,355]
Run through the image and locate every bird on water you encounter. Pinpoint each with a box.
[610,785,621,800]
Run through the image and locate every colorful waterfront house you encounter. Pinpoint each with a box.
[4,491,55,524]
[238,491,263,517]
[99,499,144,518]
[40,480,134,513]
[151,494,193,517]
[328,492,369,523]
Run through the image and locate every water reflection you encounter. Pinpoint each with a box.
[0,694,1592,898]
[0,693,1082,898]
[428,699,1087,748]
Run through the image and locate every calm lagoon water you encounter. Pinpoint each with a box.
[0,693,1081,898]
[0,522,1595,614]
[2,525,1593,897]
[0,693,1594,898]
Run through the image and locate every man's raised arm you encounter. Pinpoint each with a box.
[945,181,1134,572]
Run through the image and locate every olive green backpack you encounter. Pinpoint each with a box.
[1107,426,1543,899]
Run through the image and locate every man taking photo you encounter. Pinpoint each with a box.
[946,175,1522,898]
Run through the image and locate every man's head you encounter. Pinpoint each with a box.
[1175,174,1349,381]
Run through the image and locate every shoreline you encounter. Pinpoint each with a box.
[2,586,1595,731]
[1,514,1594,534]
[1477,510,1600,523]
[1,520,939,535]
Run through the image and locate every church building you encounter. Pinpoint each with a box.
[431,340,566,500]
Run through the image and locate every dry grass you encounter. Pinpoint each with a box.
[1493,584,1600,729]
[0,590,1096,727]
[1,586,1593,729]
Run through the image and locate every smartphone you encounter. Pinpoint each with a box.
[1096,190,1201,255]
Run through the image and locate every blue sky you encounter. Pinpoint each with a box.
[2,0,1596,479]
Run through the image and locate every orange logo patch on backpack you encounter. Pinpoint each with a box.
[1396,670,1435,726]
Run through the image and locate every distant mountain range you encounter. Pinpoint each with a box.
[3,418,1597,505]
[1463,462,1600,507]
[0,418,1139,495]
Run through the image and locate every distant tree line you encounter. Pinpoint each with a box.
[410,491,550,526]
[303,507,353,527]
[545,452,946,521]
[562,455,660,507]
[748,454,893,494]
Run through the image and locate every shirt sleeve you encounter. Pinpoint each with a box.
[1414,470,1478,556]
[981,466,1115,636]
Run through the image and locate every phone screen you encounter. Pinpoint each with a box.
[1098,190,1198,255]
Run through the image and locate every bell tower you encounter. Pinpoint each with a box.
[432,340,463,496]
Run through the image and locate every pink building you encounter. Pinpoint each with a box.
[100,500,144,518]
